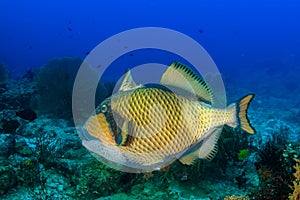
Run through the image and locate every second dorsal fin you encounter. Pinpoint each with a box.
[160,62,215,104]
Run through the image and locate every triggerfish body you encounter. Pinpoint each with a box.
[81,62,255,172]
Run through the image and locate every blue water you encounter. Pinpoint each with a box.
[1,0,299,82]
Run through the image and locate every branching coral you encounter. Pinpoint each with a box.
[252,141,293,199]
[289,158,300,200]
[34,127,63,168]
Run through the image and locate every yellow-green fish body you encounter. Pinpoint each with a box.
[83,62,255,171]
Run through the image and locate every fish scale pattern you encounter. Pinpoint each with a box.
[111,87,221,165]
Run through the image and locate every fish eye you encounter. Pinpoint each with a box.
[100,104,108,113]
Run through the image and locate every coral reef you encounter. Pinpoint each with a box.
[251,141,294,199]
[0,78,36,110]
[74,157,125,199]
[0,117,85,199]
[0,161,17,195]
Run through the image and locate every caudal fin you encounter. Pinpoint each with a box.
[236,94,255,134]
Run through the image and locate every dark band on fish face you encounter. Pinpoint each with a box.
[96,99,122,145]
[96,99,124,145]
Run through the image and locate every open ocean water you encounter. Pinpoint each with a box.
[0,1,299,199]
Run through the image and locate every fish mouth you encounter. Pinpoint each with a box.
[82,114,118,146]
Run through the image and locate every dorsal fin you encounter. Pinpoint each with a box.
[160,62,215,104]
[119,70,138,91]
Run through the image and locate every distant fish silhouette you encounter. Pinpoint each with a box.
[198,29,204,33]
[16,109,37,122]
[68,27,72,31]
[85,51,90,55]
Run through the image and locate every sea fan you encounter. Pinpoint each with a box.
[35,57,83,119]
[0,62,8,86]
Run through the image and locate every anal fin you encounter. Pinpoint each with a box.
[179,128,222,165]
[179,150,199,165]
[198,128,222,160]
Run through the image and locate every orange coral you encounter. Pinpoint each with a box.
[289,158,300,200]
[224,195,249,200]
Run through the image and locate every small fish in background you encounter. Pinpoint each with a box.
[16,109,37,122]
[198,29,204,34]
[238,149,249,161]
[68,20,73,31]
[82,62,255,172]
